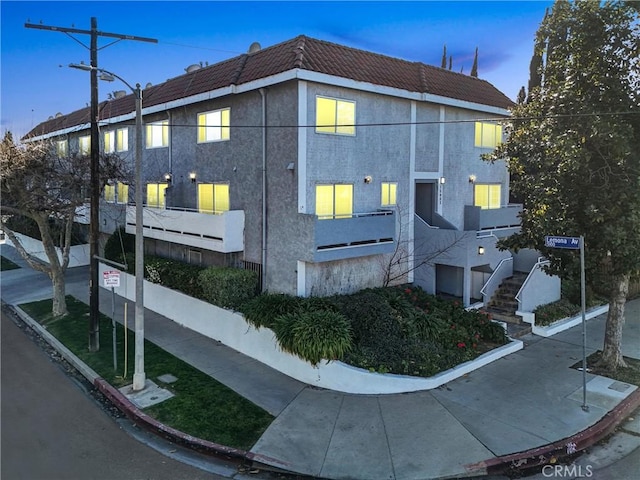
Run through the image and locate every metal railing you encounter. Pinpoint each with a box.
[515,257,550,304]
[480,257,513,300]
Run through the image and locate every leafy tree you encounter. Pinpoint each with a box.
[0,132,129,316]
[484,0,640,369]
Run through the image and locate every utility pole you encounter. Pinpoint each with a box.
[25,19,157,353]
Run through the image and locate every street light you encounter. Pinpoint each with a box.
[70,63,146,391]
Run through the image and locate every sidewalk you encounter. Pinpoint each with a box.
[2,243,639,480]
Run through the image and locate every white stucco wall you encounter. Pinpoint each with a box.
[100,264,522,394]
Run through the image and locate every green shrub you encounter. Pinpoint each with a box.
[143,256,206,299]
[240,294,302,330]
[534,298,579,326]
[272,311,352,365]
[104,227,135,266]
[198,267,259,309]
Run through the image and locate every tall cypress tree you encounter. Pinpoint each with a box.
[441,44,447,69]
[470,47,478,77]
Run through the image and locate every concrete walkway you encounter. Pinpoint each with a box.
[2,243,639,480]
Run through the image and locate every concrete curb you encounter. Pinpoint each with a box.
[12,305,101,384]
[93,379,251,462]
[7,303,255,466]
[465,388,640,476]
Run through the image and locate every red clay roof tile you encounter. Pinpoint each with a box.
[25,35,513,139]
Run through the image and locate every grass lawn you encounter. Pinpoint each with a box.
[1,255,20,271]
[20,296,274,450]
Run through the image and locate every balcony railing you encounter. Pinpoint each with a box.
[464,204,522,235]
[125,205,244,253]
[304,210,396,262]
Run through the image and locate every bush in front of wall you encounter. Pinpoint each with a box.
[104,227,135,266]
[143,255,206,299]
[272,310,352,365]
[198,267,259,310]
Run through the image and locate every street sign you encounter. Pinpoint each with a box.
[103,270,120,288]
[544,236,581,250]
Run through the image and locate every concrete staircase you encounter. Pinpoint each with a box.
[484,272,531,338]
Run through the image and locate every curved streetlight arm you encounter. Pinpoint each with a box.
[69,63,139,94]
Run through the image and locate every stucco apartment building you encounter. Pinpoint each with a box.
[25,35,523,306]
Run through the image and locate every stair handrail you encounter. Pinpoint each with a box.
[480,256,513,299]
[515,257,551,305]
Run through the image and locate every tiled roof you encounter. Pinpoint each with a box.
[24,35,514,139]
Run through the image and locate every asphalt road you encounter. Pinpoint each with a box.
[0,308,225,480]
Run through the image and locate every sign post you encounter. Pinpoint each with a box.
[544,236,589,411]
[103,270,121,371]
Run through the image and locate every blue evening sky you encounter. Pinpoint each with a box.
[1,0,553,139]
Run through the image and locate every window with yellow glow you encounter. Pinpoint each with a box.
[146,121,169,148]
[474,184,501,209]
[56,139,68,158]
[315,184,353,219]
[316,96,355,135]
[104,131,115,153]
[198,183,230,214]
[104,184,116,203]
[146,183,168,208]
[117,183,129,204]
[79,136,91,155]
[116,128,128,152]
[197,108,230,143]
[474,122,502,148]
[381,182,397,206]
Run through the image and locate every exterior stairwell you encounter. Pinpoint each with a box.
[485,272,531,338]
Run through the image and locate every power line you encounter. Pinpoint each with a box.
[92,110,640,130]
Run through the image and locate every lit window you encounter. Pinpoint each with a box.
[146,183,168,208]
[104,184,116,203]
[474,122,502,148]
[104,131,115,153]
[381,182,397,206]
[117,183,129,204]
[197,108,230,143]
[116,128,129,152]
[105,182,128,203]
[316,184,353,219]
[316,96,355,135]
[198,183,230,214]
[79,136,91,155]
[146,121,169,148]
[474,184,501,209]
[56,139,68,158]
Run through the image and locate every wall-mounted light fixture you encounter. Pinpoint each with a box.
[439,177,446,184]
[478,246,485,255]
[164,173,172,184]
[189,172,197,183]
[364,175,372,184]
[469,174,477,184]
[286,162,295,171]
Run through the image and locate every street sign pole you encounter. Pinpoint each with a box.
[580,235,588,412]
[544,235,588,411]
[111,287,117,371]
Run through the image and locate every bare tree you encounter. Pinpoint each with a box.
[0,131,129,316]
[380,204,466,287]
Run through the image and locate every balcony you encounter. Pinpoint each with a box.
[464,204,522,237]
[125,206,244,253]
[75,201,127,234]
[303,210,396,262]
